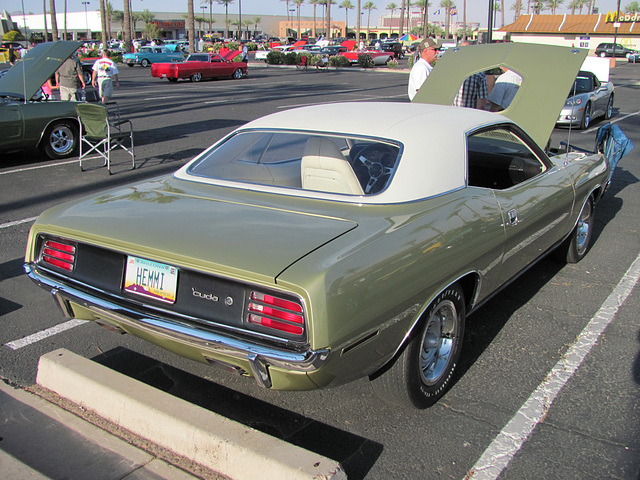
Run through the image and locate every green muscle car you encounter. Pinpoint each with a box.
[0,41,84,159]
[25,44,614,408]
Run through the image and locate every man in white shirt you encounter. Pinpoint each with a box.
[407,38,442,101]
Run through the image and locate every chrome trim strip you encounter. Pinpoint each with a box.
[25,264,329,377]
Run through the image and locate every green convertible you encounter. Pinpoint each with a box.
[25,44,616,408]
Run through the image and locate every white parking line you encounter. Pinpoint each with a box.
[0,158,78,175]
[4,319,88,351]
[583,110,640,134]
[0,217,38,229]
[464,251,640,480]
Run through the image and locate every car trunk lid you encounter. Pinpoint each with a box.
[33,178,358,282]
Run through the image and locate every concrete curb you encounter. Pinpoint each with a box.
[36,349,346,480]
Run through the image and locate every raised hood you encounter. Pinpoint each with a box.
[32,177,357,282]
[413,43,588,149]
[0,41,83,101]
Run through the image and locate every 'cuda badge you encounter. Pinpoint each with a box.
[192,287,219,302]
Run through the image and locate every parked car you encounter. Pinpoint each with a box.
[594,42,636,58]
[341,51,393,65]
[557,70,614,129]
[628,51,640,63]
[151,51,247,82]
[0,41,84,159]
[319,45,348,56]
[25,43,616,409]
[123,46,184,67]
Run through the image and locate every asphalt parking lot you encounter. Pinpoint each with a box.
[1,58,639,479]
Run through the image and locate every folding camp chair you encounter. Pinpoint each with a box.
[76,102,135,174]
[297,55,308,71]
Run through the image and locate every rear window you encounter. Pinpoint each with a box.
[187,131,401,195]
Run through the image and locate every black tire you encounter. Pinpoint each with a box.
[599,51,607,58]
[39,121,78,159]
[190,72,202,82]
[127,63,135,67]
[83,70,92,85]
[371,284,465,409]
[604,94,614,120]
[580,102,591,129]
[232,68,243,79]
[556,196,594,263]
[168,78,178,82]
[140,59,150,67]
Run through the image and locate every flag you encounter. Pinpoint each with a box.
[450,7,458,15]
[433,9,441,15]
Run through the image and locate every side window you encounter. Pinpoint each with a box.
[467,128,547,190]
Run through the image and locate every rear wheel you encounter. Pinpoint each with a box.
[555,196,594,263]
[127,63,135,67]
[599,51,607,58]
[371,284,465,409]
[140,59,150,67]
[40,121,78,159]
[232,68,243,79]
[190,72,202,82]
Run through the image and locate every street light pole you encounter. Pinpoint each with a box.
[82,1,90,40]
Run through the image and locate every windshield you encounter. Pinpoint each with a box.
[187,130,401,195]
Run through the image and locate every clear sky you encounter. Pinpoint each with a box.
[11,0,626,29]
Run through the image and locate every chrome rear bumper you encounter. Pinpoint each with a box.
[25,263,329,389]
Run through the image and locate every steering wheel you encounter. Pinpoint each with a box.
[353,144,397,194]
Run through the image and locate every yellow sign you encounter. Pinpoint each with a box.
[605,11,640,23]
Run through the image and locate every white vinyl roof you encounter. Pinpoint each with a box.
[177,102,509,204]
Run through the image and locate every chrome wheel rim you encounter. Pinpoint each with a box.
[49,125,74,154]
[576,201,592,254]
[419,299,457,385]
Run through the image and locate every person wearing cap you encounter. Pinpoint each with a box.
[408,38,442,101]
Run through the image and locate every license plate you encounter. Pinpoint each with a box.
[161,73,167,77]
[124,256,178,304]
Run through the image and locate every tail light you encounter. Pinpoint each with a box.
[41,239,76,272]
[247,291,305,336]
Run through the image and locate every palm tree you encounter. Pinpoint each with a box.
[281,0,292,22]
[326,0,332,39]
[131,12,142,38]
[511,0,523,20]
[105,1,114,40]
[217,0,234,38]
[439,0,454,37]
[188,0,195,52]
[201,0,214,35]
[123,0,131,53]
[363,1,376,40]
[294,0,305,39]
[543,0,564,14]
[112,9,124,37]
[387,2,398,36]
[356,0,362,42]
[50,0,59,40]
[413,0,430,37]
[140,8,155,40]
[253,17,261,37]
[340,0,354,37]
[309,0,319,37]
[399,0,406,36]
[42,1,48,42]
[99,0,108,44]
[625,1,640,12]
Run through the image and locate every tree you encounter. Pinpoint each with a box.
[281,0,292,23]
[131,12,142,37]
[294,0,304,39]
[387,2,398,36]
[50,0,59,40]
[625,1,640,12]
[363,1,376,40]
[339,0,354,37]
[43,0,48,42]
[252,16,261,37]
[201,0,214,35]
[399,0,406,36]
[123,0,131,53]
[544,0,563,14]
[140,8,155,40]
[112,9,124,38]
[309,0,319,37]
[356,0,362,41]
[439,0,454,38]
[188,0,195,52]
[217,0,234,38]
[511,0,523,20]
[99,0,108,44]
[144,22,161,41]
[105,1,115,40]
[413,0,430,38]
